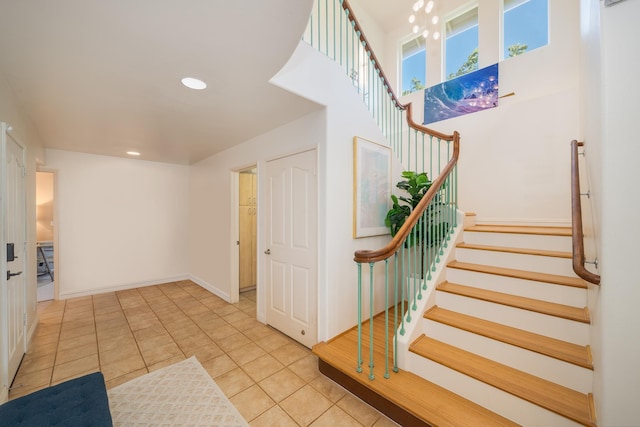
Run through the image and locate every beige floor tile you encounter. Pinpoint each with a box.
[105,367,148,389]
[101,353,146,382]
[136,332,174,350]
[230,317,262,332]
[140,341,183,366]
[372,416,400,426]
[147,354,186,372]
[132,324,170,341]
[310,405,363,427]
[183,341,224,363]
[336,393,382,427]
[227,342,267,366]
[25,341,58,358]
[168,323,204,340]
[189,310,219,325]
[60,324,96,340]
[201,354,238,379]
[11,366,53,394]
[258,367,306,402]
[98,330,137,352]
[213,305,241,317]
[217,332,251,352]
[57,332,97,352]
[242,354,285,382]
[35,323,61,338]
[51,354,99,383]
[94,309,126,323]
[99,343,141,365]
[204,323,240,341]
[288,354,321,383]
[96,324,133,341]
[18,352,56,375]
[181,302,210,316]
[229,384,275,423]
[223,310,251,324]
[271,342,311,366]
[243,324,277,342]
[280,384,333,427]
[56,341,98,365]
[30,331,60,347]
[215,367,255,398]
[60,318,94,332]
[9,382,49,400]
[200,296,229,310]
[126,315,162,331]
[254,332,292,353]
[309,375,347,403]
[94,316,128,332]
[249,405,299,427]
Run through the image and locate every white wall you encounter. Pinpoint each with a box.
[369,0,582,224]
[0,72,44,400]
[590,0,640,424]
[44,150,189,298]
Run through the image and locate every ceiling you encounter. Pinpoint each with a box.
[0,0,412,165]
[0,0,322,164]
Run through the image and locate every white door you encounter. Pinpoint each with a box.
[1,124,26,400]
[265,149,317,348]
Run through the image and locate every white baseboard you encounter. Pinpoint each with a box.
[475,217,571,227]
[57,274,190,300]
[189,274,231,302]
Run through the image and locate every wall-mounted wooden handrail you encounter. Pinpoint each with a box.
[354,133,460,264]
[571,140,600,285]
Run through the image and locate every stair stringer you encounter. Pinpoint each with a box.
[394,209,465,370]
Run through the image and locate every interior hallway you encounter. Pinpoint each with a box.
[8,281,397,426]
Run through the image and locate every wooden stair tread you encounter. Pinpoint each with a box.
[425,306,593,369]
[313,341,519,427]
[448,260,587,288]
[465,225,572,236]
[457,242,572,259]
[437,282,590,323]
[410,336,596,427]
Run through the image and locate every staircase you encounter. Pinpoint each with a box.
[314,218,597,426]
[406,220,596,426]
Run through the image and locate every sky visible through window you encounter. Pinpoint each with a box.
[402,0,548,93]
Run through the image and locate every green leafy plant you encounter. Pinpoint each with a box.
[385,171,448,249]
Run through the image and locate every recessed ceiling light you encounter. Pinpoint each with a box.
[181,77,207,90]
[126,151,141,156]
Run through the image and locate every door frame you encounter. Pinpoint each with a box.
[36,168,59,301]
[230,164,258,306]
[0,123,27,402]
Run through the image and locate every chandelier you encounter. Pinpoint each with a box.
[408,0,441,40]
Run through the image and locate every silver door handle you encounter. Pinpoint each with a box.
[264,249,271,255]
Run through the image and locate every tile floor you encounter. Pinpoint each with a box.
[9,280,398,427]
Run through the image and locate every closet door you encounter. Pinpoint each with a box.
[239,172,256,290]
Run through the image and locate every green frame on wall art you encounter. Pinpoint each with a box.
[353,136,392,238]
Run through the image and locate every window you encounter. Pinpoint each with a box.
[445,7,479,80]
[503,0,548,58]
[401,36,426,95]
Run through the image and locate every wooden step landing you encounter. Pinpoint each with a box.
[448,260,587,288]
[437,282,590,323]
[314,343,519,427]
[465,224,572,236]
[410,336,597,427]
[456,242,572,259]
[424,306,593,369]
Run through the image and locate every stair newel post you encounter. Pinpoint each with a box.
[393,251,399,373]
[368,262,375,380]
[384,259,390,379]
[356,262,363,373]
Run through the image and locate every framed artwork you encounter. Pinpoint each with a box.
[423,63,499,125]
[353,136,391,238]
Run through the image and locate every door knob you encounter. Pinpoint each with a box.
[264,249,271,255]
[7,270,22,280]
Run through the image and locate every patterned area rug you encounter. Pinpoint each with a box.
[108,356,249,427]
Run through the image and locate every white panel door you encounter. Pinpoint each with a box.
[265,149,317,348]
[1,125,26,400]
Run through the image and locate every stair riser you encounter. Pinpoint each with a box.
[436,291,590,345]
[463,231,572,252]
[422,320,593,393]
[407,353,585,427]
[455,247,575,276]
[446,268,587,307]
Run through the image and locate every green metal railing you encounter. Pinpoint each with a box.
[303,0,460,380]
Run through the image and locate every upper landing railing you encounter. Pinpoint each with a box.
[571,140,600,285]
[303,0,461,380]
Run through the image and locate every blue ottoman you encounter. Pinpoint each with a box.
[0,372,112,426]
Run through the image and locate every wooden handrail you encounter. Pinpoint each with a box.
[340,0,455,143]
[354,133,460,263]
[570,140,600,285]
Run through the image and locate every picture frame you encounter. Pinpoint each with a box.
[353,136,392,238]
